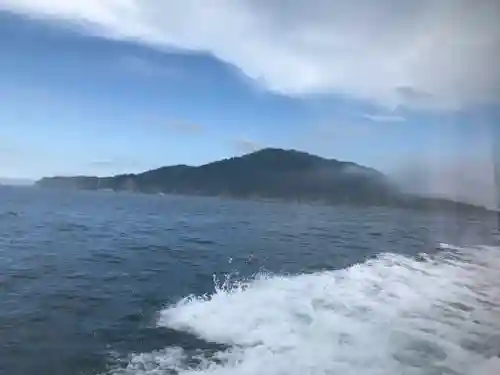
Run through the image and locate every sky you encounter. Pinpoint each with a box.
[0,1,499,207]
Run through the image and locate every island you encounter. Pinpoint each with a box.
[37,148,489,212]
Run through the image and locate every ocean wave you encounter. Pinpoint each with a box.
[108,244,500,375]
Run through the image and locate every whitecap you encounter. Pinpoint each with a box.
[110,244,500,375]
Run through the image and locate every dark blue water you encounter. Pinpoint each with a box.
[1,187,498,375]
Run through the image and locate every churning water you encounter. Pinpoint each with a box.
[0,187,499,375]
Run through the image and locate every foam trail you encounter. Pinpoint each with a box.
[109,244,500,375]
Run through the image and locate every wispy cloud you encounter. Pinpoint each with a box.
[363,114,405,123]
[165,121,203,135]
[118,56,182,78]
[87,156,147,174]
[233,138,262,154]
[141,114,204,135]
[88,160,117,168]
[1,0,498,109]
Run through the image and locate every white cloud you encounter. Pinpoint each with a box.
[1,0,499,109]
[363,114,405,123]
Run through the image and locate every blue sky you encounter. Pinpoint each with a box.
[0,2,498,193]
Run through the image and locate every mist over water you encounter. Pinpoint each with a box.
[389,129,500,210]
[0,187,499,375]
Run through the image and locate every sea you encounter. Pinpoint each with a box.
[1,186,499,375]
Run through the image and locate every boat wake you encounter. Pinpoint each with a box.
[108,243,500,375]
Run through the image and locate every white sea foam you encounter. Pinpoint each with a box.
[110,244,500,375]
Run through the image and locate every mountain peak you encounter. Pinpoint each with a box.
[244,147,324,159]
[38,148,398,205]
[231,147,327,170]
[36,148,488,212]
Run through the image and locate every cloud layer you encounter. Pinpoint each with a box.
[2,0,499,109]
